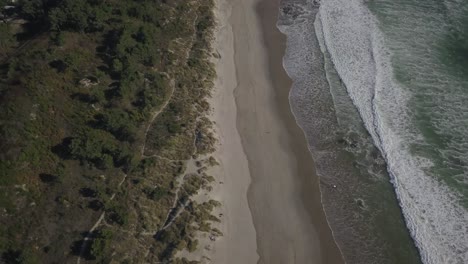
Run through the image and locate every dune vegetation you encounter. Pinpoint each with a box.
[0,0,219,263]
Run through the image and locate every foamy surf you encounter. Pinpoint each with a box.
[316,0,468,263]
[279,0,420,263]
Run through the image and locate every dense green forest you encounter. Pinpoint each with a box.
[0,0,218,263]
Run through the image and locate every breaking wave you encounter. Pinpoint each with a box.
[316,0,468,263]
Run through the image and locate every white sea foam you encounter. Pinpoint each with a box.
[317,0,468,263]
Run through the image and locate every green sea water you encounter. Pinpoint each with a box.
[281,0,468,263]
[368,0,468,201]
[314,0,468,262]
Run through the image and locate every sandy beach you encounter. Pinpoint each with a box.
[206,0,259,262]
[206,0,344,263]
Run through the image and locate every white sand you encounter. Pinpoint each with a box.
[203,0,260,262]
[183,0,343,263]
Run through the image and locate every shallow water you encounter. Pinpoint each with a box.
[279,0,468,263]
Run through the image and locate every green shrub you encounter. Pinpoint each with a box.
[91,229,113,260]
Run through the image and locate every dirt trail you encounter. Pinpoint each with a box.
[76,174,127,264]
[140,80,176,157]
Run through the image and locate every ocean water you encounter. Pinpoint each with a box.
[279,0,468,263]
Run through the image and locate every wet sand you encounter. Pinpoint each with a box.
[233,0,343,263]
[208,0,344,263]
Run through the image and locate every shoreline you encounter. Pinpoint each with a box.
[255,1,344,262]
[231,0,343,263]
[196,0,344,263]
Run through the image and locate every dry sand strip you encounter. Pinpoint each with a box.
[206,0,260,262]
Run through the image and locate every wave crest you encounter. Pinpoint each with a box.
[317,0,468,263]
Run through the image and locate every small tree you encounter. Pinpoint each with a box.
[91,229,113,260]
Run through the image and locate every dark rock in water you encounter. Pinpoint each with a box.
[337,138,347,145]
[355,198,367,210]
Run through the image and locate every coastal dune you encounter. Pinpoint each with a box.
[210,0,343,263]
